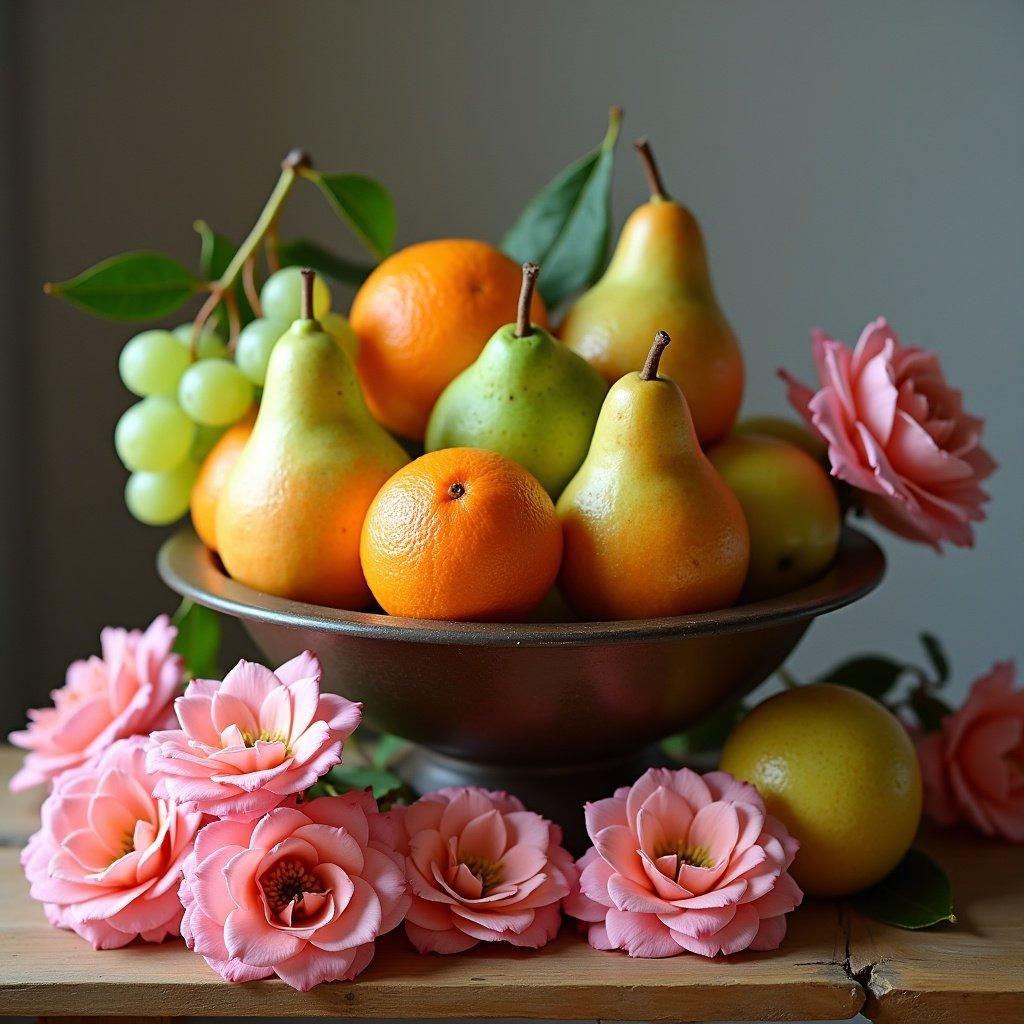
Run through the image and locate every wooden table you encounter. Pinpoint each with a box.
[0,746,1020,1023]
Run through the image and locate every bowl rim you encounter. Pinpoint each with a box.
[158,525,885,648]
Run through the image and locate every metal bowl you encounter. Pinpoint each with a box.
[158,526,884,835]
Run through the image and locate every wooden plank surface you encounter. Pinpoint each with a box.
[0,846,861,1020]
[2,743,1022,1021]
[0,745,41,848]
[846,828,1024,1024]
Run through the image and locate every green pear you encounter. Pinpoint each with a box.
[426,262,608,498]
[560,138,744,445]
[216,269,408,608]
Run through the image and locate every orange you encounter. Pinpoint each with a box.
[360,448,562,621]
[350,239,549,441]
[190,410,255,551]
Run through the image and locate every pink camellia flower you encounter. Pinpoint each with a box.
[147,652,361,822]
[780,318,996,550]
[21,736,203,949]
[916,661,1023,843]
[564,767,802,958]
[179,792,410,990]
[9,615,183,792]
[390,787,578,954]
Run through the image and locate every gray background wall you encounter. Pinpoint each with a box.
[2,0,1022,733]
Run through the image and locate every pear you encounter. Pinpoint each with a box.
[560,138,744,445]
[557,331,749,620]
[216,269,408,608]
[425,262,608,498]
[708,433,841,600]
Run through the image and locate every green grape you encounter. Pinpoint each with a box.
[125,459,198,526]
[114,397,196,472]
[235,317,289,385]
[321,311,360,364]
[260,266,331,322]
[178,359,254,427]
[119,330,190,396]
[191,424,226,461]
[172,323,229,360]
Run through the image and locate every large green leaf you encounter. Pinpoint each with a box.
[816,655,905,701]
[278,238,376,287]
[171,599,221,681]
[850,849,955,929]
[308,764,404,801]
[309,173,396,260]
[46,251,200,321]
[502,106,622,309]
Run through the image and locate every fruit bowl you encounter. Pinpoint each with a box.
[158,525,884,838]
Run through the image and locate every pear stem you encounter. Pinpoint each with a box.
[634,138,669,201]
[516,262,540,338]
[639,331,671,381]
[300,268,316,320]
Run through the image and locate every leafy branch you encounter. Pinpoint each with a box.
[44,149,396,351]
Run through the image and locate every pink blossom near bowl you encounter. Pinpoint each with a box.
[780,318,996,550]
[9,615,183,792]
[178,791,410,990]
[21,736,203,949]
[564,767,803,958]
[389,787,579,954]
[915,661,1023,843]
[146,652,361,822]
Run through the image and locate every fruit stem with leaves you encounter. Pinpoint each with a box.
[188,149,311,356]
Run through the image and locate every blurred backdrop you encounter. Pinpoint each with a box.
[1,0,1021,732]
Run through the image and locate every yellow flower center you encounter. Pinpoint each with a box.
[459,854,503,895]
[261,858,324,914]
[655,839,715,870]
[240,729,288,749]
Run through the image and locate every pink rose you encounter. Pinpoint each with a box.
[916,661,1023,842]
[565,767,802,958]
[21,736,203,949]
[147,652,361,821]
[390,787,578,954]
[9,615,183,791]
[780,318,996,550]
[179,793,410,990]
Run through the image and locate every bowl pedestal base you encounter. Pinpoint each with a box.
[395,743,668,851]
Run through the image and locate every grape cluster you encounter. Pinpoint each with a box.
[115,266,357,525]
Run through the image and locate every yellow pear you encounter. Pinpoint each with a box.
[556,331,749,620]
[560,139,743,445]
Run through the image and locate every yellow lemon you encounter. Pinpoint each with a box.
[719,683,921,897]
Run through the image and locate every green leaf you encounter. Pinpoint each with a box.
[662,702,745,760]
[45,251,200,321]
[502,106,622,309]
[171,599,221,680]
[308,764,404,801]
[370,733,409,769]
[920,632,950,686]
[850,849,955,929]
[817,655,905,700]
[308,173,396,259]
[910,688,954,733]
[194,221,255,327]
[277,238,376,287]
